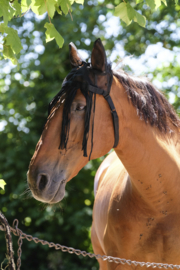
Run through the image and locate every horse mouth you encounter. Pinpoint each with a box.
[49,179,66,204]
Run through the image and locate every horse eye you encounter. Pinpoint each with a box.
[76,104,86,111]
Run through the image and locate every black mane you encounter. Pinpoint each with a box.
[113,70,180,132]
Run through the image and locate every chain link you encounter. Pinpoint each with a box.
[0,212,16,270]
[13,219,23,270]
[1,220,180,270]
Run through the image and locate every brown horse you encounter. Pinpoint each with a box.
[27,39,180,270]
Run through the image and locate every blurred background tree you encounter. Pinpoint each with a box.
[0,0,180,269]
[0,0,172,64]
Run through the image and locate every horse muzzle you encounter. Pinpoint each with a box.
[27,169,66,204]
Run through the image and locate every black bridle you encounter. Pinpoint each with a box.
[48,62,119,159]
[86,66,119,149]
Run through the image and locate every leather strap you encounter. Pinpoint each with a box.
[87,74,119,148]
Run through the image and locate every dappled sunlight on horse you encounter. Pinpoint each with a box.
[27,39,180,270]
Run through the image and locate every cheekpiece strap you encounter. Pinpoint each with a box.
[104,94,119,148]
[87,72,119,148]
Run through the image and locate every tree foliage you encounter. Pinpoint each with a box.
[0,180,6,190]
[0,0,84,64]
[114,0,171,27]
[0,0,179,64]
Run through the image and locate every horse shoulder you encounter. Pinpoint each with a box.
[92,151,128,254]
[94,151,118,196]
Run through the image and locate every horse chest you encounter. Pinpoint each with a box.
[105,196,180,264]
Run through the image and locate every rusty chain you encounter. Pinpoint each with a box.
[0,212,16,270]
[1,219,180,270]
[13,220,23,270]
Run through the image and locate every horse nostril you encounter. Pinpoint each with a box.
[38,174,48,191]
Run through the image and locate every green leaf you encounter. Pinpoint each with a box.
[25,0,32,6]
[136,0,143,3]
[2,24,22,54]
[58,0,72,15]
[146,0,167,10]
[127,3,136,20]
[146,0,156,10]
[154,0,161,9]
[114,3,132,25]
[46,0,56,18]
[31,0,56,18]
[21,0,32,13]
[175,0,178,5]
[0,0,10,25]
[134,10,146,27]
[0,179,6,190]
[12,1,22,17]
[0,24,5,34]
[127,3,146,27]
[74,0,84,4]
[3,43,18,65]
[31,0,46,15]
[44,22,64,48]
[8,3,16,20]
[161,0,167,5]
[55,4,62,15]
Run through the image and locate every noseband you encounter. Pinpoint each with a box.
[48,62,119,159]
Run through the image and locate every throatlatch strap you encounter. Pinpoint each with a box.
[104,94,119,148]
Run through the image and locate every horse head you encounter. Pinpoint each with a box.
[27,39,117,204]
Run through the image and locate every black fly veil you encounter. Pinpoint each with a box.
[48,40,119,160]
[48,62,96,158]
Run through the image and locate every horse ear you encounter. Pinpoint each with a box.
[69,42,83,67]
[91,38,107,72]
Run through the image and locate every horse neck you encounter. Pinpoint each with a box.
[112,76,180,211]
